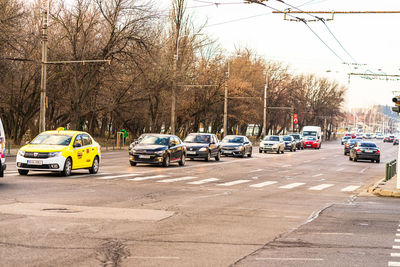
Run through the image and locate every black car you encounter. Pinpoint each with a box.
[349,141,380,163]
[283,135,296,152]
[394,137,399,146]
[129,134,186,167]
[220,135,252,157]
[344,139,362,155]
[183,133,221,161]
[289,134,304,150]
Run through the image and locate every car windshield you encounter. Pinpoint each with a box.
[344,136,351,139]
[184,134,211,143]
[264,136,279,141]
[290,135,300,140]
[305,136,316,140]
[222,136,244,143]
[31,134,73,146]
[348,139,361,144]
[303,131,317,136]
[283,136,292,141]
[139,136,170,146]
[360,143,377,148]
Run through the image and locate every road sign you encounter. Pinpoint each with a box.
[293,113,298,124]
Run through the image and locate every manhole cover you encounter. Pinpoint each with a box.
[42,208,80,213]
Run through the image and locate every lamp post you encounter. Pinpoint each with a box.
[261,70,268,137]
[39,1,49,133]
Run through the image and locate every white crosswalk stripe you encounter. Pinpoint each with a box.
[279,183,305,189]
[309,184,334,191]
[97,173,142,180]
[128,175,169,181]
[158,176,197,183]
[217,180,251,186]
[341,185,360,192]
[187,178,219,185]
[249,181,278,188]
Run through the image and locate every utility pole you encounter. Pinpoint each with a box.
[39,2,49,133]
[262,71,267,137]
[171,53,177,135]
[223,61,230,137]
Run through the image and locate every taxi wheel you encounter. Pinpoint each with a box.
[179,154,185,166]
[89,156,99,174]
[61,158,72,176]
[215,151,221,161]
[18,169,29,175]
[130,161,137,166]
[162,154,170,167]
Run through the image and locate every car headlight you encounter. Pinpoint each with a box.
[18,150,25,157]
[199,147,208,152]
[155,150,164,155]
[49,152,62,157]
[129,143,135,150]
[240,146,245,151]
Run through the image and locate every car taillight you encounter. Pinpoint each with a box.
[376,150,380,154]
[345,144,349,147]
[356,149,361,153]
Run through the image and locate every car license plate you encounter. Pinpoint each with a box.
[223,150,232,154]
[27,160,42,165]
[187,151,196,155]
[365,150,373,153]
[139,155,151,159]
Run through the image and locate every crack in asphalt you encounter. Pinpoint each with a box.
[0,241,94,250]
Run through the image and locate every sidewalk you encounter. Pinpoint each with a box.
[368,175,400,197]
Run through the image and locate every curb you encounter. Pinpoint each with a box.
[368,177,400,198]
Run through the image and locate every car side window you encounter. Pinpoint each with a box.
[73,135,83,147]
[82,134,92,146]
[174,136,181,145]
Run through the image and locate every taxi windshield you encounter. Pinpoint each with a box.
[140,136,170,146]
[31,134,73,146]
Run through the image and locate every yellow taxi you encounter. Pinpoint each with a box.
[16,128,101,176]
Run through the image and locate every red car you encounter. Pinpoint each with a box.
[303,136,321,149]
[345,133,356,139]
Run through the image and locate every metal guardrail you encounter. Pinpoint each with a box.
[386,160,397,181]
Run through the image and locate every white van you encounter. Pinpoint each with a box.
[302,126,322,140]
[0,118,5,177]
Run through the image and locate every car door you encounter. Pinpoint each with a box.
[72,134,85,169]
[244,137,251,154]
[169,137,179,161]
[81,134,93,168]
[209,135,218,156]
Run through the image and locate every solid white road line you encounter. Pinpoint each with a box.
[309,184,334,191]
[217,180,251,186]
[391,253,400,257]
[249,181,278,188]
[255,258,323,261]
[388,262,400,266]
[279,183,305,189]
[187,178,219,185]
[65,172,112,179]
[128,175,169,181]
[341,185,360,192]
[312,173,323,178]
[249,169,264,173]
[393,246,400,249]
[97,173,141,180]
[157,176,197,183]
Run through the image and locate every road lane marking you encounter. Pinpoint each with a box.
[250,181,278,188]
[97,173,141,180]
[217,180,251,186]
[393,246,400,249]
[128,256,180,260]
[187,178,219,185]
[341,185,360,192]
[282,164,292,168]
[312,173,323,178]
[128,175,169,181]
[249,168,264,173]
[157,176,197,183]
[397,234,400,237]
[279,183,305,189]
[309,184,334,191]
[391,253,400,257]
[397,229,400,232]
[66,172,112,179]
[337,168,345,171]
[303,160,311,163]
[360,167,369,173]
[389,262,400,266]
[395,239,400,243]
[316,232,353,235]
[255,258,323,261]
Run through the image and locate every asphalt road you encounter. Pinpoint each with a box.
[0,139,398,266]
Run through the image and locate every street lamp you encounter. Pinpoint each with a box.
[171,32,203,135]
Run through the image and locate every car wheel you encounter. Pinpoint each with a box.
[18,169,29,175]
[276,148,280,154]
[259,149,262,153]
[205,152,211,162]
[344,151,347,155]
[89,156,99,174]
[0,164,3,177]
[61,157,72,176]
[293,147,296,152]
[248,149,252,157]
[162,154,170,167]
[281,148,284,154]
[179,154,185,166]
[371,159,374,163]
[376,159,380,163]
[349,155,352,161]
[353,156,357,162]
[239,151,245,158]
[215,151,221,161]
[130,161,137,166]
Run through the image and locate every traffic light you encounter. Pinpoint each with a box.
[392,97,400,113]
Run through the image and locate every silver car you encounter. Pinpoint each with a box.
[0,118,6,177]
[259,135,285,154]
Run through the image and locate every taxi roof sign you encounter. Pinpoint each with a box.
[56,127,65,131]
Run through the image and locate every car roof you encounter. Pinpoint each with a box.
[43,130,85,135]
[224,135,245,138]
[187,133,212,136]
[142,133,174,137]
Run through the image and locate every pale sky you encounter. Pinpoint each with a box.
[160,0,400,110]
